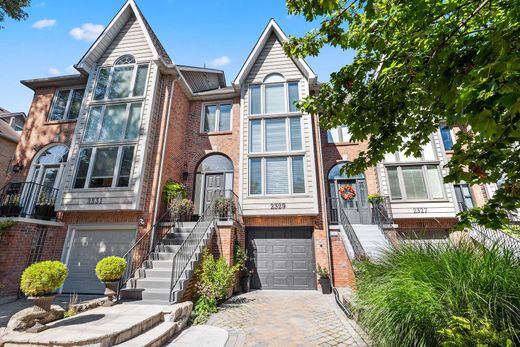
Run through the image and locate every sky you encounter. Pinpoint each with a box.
[0,0,354,114]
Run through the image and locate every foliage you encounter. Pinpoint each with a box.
[0,0,30,29]
[284,0,520,229]
[64,307,77,318]
[233,240,247,272]
[162,180,186,204]
[0,218,15,238]
[20,261,68,297]
[95,256,127,282]
[213,197,235,217]
[317,264,330,279]
[170,198,194,217]
[64,293,79,318]
[354,242,519,346]
[438,315,513,347]
[192,249,240,325]
[502,224,520,239]
[367,193,384,204]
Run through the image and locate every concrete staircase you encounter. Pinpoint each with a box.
[120,221,214,304]
[351,224,390,259]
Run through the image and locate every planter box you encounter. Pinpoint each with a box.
[0,205,22,217]
[319,278,332,294]
[33,204,56,220]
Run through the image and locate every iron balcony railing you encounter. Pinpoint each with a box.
[0,181,61,221]
[211,189,243,225]
[329,197,367,260]
[371,196,393,226]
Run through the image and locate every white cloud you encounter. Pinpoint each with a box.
[69,23,104,42]
[210,56,231,67]
[32,19,56,29]
[65,65,77,74]
[48,67,60,75]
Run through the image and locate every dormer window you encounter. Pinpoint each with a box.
[48,88,85,121]
[93,54,149,101]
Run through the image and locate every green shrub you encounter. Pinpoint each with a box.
[0,218,15,238]
[355,242,520,346]
[95,256,127,282]
[233,240,247,272]
[20,261,68,296]
[171,198,194,217]
[367,193,384,204]
[317,264,330,279]
[438,315,513,347]
[162,180,186,204]
[191,249,239,324]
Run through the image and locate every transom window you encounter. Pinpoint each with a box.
[327,126,351,144]
[48,88,85,121]
[250,78,300,115]
[202,103,232,133]
[93,55,149,101]
[386,164,444,201]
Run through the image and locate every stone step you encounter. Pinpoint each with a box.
[156,244,181,253]
[163,232,191,240]
[150,260,173,269]
[115,321,177,347]
[136,278,171,290]
[142,289,171,302]
[145,268,172,278]
[152,252,175,261]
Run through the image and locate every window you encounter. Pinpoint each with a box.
[249,117,302,153]
[327,126,351,144]
[48,88,84,121]
[202,103,232,133]
[93,55,149,101]
[83,103,142,142]
[384,141,437,162]
[440,126,454,151]
[249,156,305,195]
[386,164,445,201]
[249,80,300,115]
[454,184,474,211]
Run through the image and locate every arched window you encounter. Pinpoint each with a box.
[197,154,233,173]
[29,144,69,190]
[328,162,364,181]
[263,73,285,84]
[36,145,69,165]
[114,54,136,65]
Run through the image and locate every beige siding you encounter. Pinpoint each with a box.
[240,34,319,216]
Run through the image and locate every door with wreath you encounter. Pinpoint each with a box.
[336,179,370,224]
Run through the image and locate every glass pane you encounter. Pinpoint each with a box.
[37,145,69,164]
[402,166,428,199]
[49,90,70,121]
[265,83,284,114]
[422,142,436,160]
[203,105,217,132]
[125,103,142,140]
[197,154,233,173]
[115,55,136,65]
[41,168,58,189]
[265,118,287,152]
[133,65,148,96]
[340,126,351,143]
[108,66,134,99]
[266,157,288,194]
[73,148,92,188]
[327,128,339,144]
[218,104,232,131]
[249,159,262,195]
[67,89,84,120]
[387,167,402,200]
[440,126,454,150]
[90,147,118,188]
[288,82,299,112]
[83,107,103,142]
[290,117,302,150]
[427,165,444,198]
[100,104,127,141]
[117,146,134,187]
[250,85,261,115]
[94,68,109,100]
[249,120,262,153]
[292,157,305,193]
[358,180,368,208]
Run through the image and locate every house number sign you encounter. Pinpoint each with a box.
[413,208,427,213]
[271,203,286,210]
[87,197,103,205]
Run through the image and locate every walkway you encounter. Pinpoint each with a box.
[207,290,371,347]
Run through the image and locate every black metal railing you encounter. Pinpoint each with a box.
[371,196,393,226]
[211,189,243,225]
[0,181,61,221]
[118,199,179,291]
[169,196,220,302]
[470,223,520,257]
[330,197,367,260]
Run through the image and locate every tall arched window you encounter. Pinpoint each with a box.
[193,154,234,215]
[30,144,69,189]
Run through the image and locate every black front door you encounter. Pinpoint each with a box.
[203,173,225,211]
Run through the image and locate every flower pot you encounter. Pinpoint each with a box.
[103,281,120,306]
[319,278,332,294]
[240,275,251,293]
[34,204,56,220]
[2,204,21,217]
[28,294,56,312]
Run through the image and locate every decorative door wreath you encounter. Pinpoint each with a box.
[339,185,356,201]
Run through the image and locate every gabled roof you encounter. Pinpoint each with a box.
[0,119,20,143]
[177,65,227,93]
[75,0,172,73]
[233,19,316,88]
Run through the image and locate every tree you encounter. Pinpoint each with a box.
[284,0,520,229]
[0,0,31,29]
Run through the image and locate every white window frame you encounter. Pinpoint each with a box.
[249,80,301,116]
[92,60,149,102]
[48,87,85,122]
[249,156,307,196]
[385,163,446,202]
[200,101,233,133]
[249,116,303,154]
[326,125,351,144]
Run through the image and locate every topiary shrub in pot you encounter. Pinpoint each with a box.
[95,256,127,305]
[20,261,68,312]
[317,264,332,294]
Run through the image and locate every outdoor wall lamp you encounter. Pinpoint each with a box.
[12,162,24,173]
[182,171,189,181]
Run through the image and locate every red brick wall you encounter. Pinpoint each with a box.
[330,234,356,288]
[0,137,17,186]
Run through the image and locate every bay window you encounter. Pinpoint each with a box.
[202,103,232,133]
[386,164,445,201]
[48,88,85,121]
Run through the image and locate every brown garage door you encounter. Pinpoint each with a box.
[247,227,316,290]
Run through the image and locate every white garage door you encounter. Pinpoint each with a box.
[62,228,136,294]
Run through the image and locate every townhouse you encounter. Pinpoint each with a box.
[0,0,491,299]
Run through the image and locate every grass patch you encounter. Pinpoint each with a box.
[355,242,520,346]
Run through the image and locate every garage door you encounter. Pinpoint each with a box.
[247,227,316,290]
[62,228,136,294]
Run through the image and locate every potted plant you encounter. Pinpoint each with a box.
[214,197,235,220]
[1,194,22,217]
[368,193,384,205]
[233,240,251,293]
[162,180,187,204]
[170,198,194,222]
[95,256,127,305]
[317,265,332,294]
[20,261,68,312]
[34,191,56,220]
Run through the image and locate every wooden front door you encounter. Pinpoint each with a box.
[203,173,225,212]
[336,179,370,224]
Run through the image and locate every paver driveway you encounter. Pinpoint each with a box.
[207,290,371,347]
